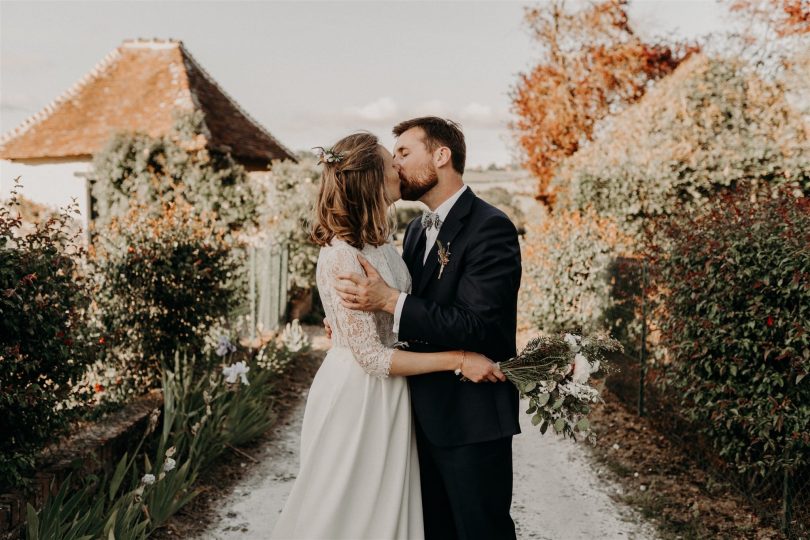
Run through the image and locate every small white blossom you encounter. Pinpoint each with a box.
[572,353,591,383]
[563,333,581,353]
[163,457,176,472]
[559,381,600,402]
[223,361,250,385]
[281,319,309,353]
[141,473,156,485]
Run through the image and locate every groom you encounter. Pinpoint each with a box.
[334,116,521,540]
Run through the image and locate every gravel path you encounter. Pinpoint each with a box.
[195,373,657,539]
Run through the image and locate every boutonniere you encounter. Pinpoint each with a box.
[436,240,451,279]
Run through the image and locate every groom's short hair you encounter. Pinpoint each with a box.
[393,116,466,175]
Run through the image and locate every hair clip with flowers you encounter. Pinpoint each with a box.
[313,146,346,165]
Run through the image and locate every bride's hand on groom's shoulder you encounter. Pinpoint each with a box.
[462,352,507,384]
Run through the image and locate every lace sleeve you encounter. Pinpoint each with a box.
[324,247,394,379]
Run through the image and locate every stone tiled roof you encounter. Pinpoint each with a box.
[0,39,295,166]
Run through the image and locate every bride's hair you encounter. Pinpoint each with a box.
[310,132,392,250]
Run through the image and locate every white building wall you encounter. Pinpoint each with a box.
[0,158,92,231]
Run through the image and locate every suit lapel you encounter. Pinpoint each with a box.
[415,188,476,295]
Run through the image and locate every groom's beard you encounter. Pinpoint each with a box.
[399,164,439,202]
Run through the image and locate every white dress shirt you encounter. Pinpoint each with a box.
[393,185,468,334]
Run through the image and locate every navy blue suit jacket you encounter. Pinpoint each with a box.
[399,187,522,447]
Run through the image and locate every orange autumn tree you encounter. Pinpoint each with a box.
[510,0,697,205]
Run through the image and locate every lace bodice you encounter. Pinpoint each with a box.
[316,239,412,379]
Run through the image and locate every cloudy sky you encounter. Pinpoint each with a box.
[1,0,728,168]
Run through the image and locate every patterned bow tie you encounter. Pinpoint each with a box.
[421,211,443,231]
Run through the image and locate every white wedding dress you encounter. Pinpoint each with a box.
[271,238,423,540]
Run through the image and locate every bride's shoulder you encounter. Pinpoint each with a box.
[321,237,356,253]
[318,238,360,266]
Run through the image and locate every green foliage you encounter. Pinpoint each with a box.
[0,180,98,490]
[521,208,630,337]
[89,110,263,235]
[650,188,810,479]
[253,152,320,290]
[553,54,810,243]
[25,343,289,539]
[89,202,240,386]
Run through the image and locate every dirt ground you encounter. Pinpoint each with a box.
[585,390,783,540]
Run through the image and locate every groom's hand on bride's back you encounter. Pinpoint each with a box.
[335,255,400,314]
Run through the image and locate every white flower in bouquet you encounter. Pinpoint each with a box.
[223,361,250,385]
[564,333,581,352]
[141,473,156,485]
[558,381,601,402]
[163,457,177,472]
[498,331,621,441]
[572,353,591,383]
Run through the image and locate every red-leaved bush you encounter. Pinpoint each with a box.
[649,187,809,480]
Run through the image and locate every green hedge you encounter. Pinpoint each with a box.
[89,202,240,387]
[521,208,630,337]
[649,188,810,479]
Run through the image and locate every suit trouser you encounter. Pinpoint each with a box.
[415,420,517,540]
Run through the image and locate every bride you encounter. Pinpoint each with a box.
[270,133,502,539]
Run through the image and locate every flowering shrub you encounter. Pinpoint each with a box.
[0,182,98,489]
[649,188,810,479]
[89,201,240,386]
[553,55,810,244]
[520,207,630,336]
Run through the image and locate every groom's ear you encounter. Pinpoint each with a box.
[433,146,452,169]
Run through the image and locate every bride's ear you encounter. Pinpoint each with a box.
[434,146,451,168]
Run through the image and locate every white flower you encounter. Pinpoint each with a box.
[281,319,309,353]
[141,473,156,485]
[163,457,176,472]
[223,361,250,385]
[572,353,591,383]
[559,381,600,401]
[564,333,581,353]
